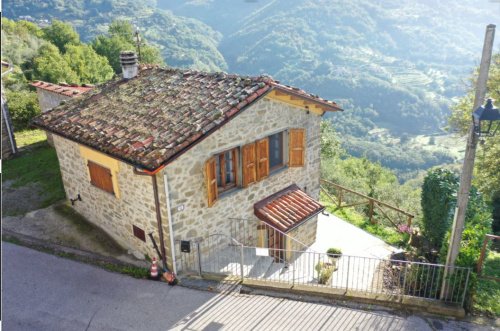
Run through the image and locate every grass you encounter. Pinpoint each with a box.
[321,197,410,248]
[2,131,65,208]
[473,251,500,317]
[14,129,48,148]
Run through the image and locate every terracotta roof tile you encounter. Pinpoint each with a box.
[33,67,340,171]
[30,81,93,97]
[254,184,324,233]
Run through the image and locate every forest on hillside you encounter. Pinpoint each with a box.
[2,0,499,178]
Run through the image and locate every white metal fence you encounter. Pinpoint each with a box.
[177,239,471,307]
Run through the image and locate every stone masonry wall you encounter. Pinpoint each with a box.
[36,90,72,146]
[52,135,171,265]
[36,90,71,112]
[289,217,318,250]
[163,97,322,265]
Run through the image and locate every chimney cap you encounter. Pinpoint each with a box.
[120,51,138,63]
[120,51,138,79]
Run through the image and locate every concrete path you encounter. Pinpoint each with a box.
[310,212,400,258]
[3,243,494,331]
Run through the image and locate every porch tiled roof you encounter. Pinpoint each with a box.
[33,66,341,171]
[31,81,94,97]
[254,184,324,233]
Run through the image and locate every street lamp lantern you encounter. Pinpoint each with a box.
[472,98,500,137]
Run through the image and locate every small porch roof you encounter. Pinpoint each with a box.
[254,184,324,233]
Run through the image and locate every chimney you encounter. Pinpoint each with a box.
[120,51,138,79]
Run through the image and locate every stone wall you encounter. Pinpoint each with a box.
[163,97,322,265]
[50,97,322,272]
[36,89,71,112]
[288,216,318,251]
[36,90,72,146]
[52,135,171,266]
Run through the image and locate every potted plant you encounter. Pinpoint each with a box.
[315,261,335,285]
[326,247,342,260]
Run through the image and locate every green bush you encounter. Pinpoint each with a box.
[5,90,41,130]
[421,168,459,250]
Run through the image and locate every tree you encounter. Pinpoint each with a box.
[42,20,80,53]
[449,53,500,201]
[108,19,135,41]
[1,18,48,67]
[63,44,114,84]
[92,34,131,73]
[421,168,459,250]
[92,20,164,73]
[32,44,79,84]
[440,187,492,268]
[320,120,344,159]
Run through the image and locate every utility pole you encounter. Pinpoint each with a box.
[441,24,495,299]
[135,27,142,63]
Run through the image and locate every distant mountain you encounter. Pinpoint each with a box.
[159,0,499,134]
[3,0,499,176]
[3,0,227,72]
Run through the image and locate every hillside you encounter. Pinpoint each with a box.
[3,0,499,177]
[3,0,227,72]
[160,0,498,135]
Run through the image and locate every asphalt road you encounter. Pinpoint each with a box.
[2,243,494,330]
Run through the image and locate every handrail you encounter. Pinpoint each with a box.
[320,179,414,230]
[321,180,414,217]
[228,217,314,252]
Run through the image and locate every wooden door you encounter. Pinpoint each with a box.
[267,229,285,262]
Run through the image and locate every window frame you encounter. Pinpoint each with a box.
[215,147,239,194]
[268,131,286,173]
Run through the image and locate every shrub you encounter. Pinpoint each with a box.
[5,90,41,130]
[421,168,459,250]
[315,261,335,285]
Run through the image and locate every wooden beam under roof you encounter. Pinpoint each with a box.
[265,90,326,115]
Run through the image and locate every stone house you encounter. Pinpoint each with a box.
[33,54,342,271]
[31,81,93,145]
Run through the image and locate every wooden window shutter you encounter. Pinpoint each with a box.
[256,138,269,181]
[205,157,218,207]
[88,161,114,194]
[289,128,306,167]
[242,143,257,187]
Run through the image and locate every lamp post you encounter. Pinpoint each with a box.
[473,99,500,138]
[440,24,497,301]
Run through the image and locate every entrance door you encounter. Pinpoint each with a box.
[267,228,285,262]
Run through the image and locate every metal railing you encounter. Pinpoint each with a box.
[228,217,312,252]
[177,240,471,307]
[240,247,471,306]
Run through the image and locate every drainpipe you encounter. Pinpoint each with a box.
[163,171,177,274]
[133,168,168,270]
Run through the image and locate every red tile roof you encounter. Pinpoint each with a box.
[254,184,324,233]
[33,67,341,171]
[31,81,94,97]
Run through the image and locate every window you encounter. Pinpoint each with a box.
[268,132,284,171]
[205,128,306,207]
[87,161,114,194]
[215,148,238,193]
